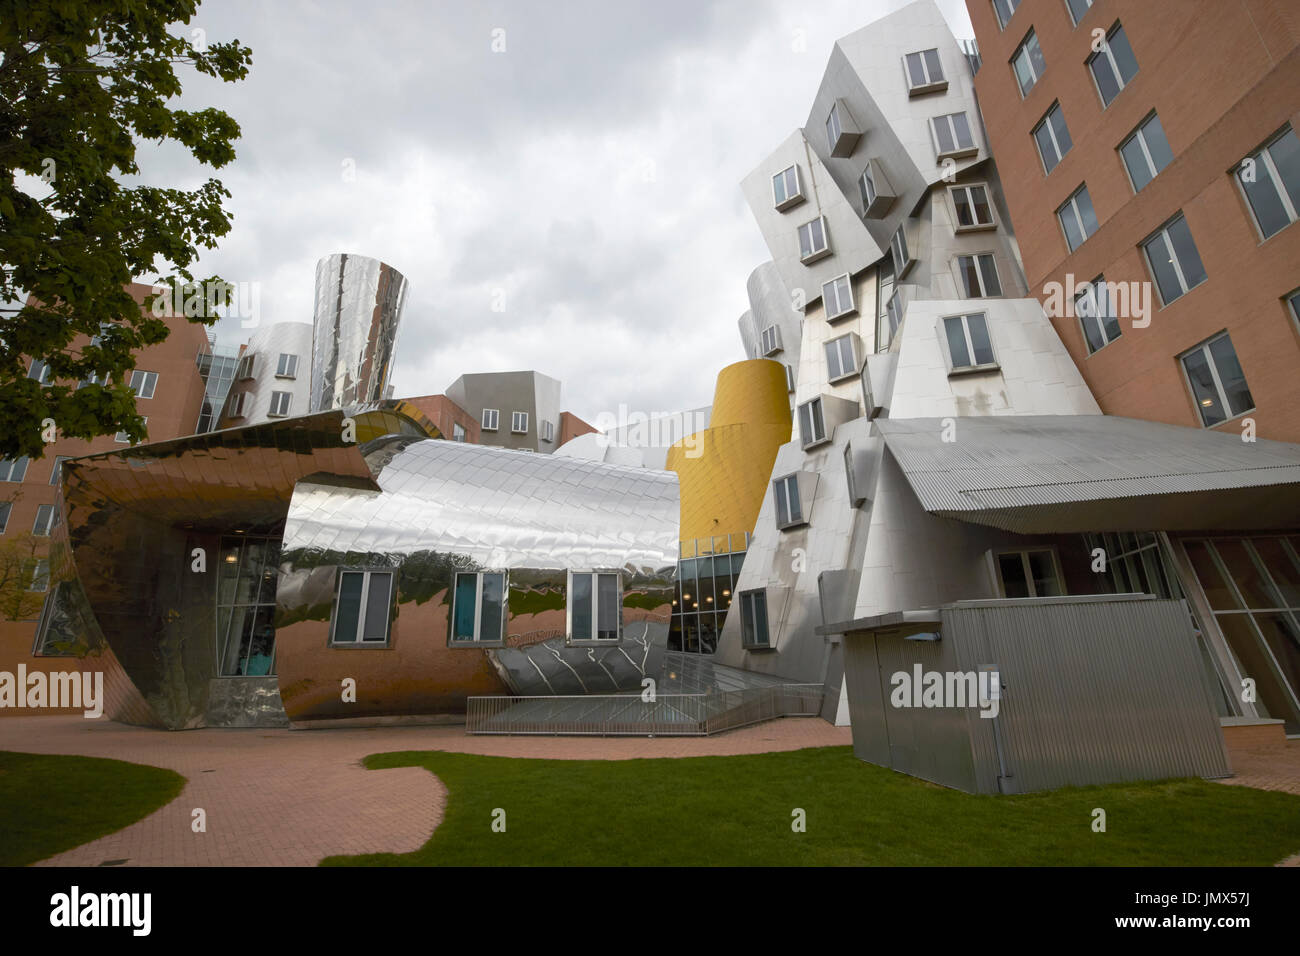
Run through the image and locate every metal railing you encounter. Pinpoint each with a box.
[465,683,824,736]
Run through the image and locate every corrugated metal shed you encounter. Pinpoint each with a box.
[875,415,1300,533]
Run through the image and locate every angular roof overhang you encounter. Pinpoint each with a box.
[875,415,1300,534]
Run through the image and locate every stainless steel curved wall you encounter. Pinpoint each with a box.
[217,321,313,428]
[310,253,408,411]
[275,439,681,723]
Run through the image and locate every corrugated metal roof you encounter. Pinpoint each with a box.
[876,415,1300,533]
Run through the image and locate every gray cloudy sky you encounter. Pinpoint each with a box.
[148,0,973,424]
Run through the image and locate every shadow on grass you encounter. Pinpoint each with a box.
[0,750,186,866]
[321,745,1300,866]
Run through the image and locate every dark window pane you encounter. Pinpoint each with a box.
[480,572,505,642]
[1166,215,1207,289]
[1090,53,1120,105]
[453,573,477,641]
[1146,234,1184,305]
[1050,106,1072,155]
[1181,347,1226,426]
[571,572,593,640]
[1035,121,1060,172]
[952,112,973,149]
[906,52,926,87]
[958,256,981,297]
[1121,135,1154,191]
[362,572,391,642]
[1206,335,1253,417]
[1269,129,1300,215]
[1109,27,1139,85]
[1251,539,1300,607]
[334,572,363,643]
[1028,551,1061,596]
[945,316,972,367]
[967,313,995,365]
[971,186,992,223]
[923,49,942,81]
[978,256,1001,296]
[999,553,1030,597]
[1185,541,1240,610]
[597,573,619,640]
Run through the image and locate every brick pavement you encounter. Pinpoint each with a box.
[0,715,851,866]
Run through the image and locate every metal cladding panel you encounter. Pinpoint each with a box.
[944,599,1231,794]
[842,632,890,765]
[311,253,407,411]
[877,415,1300,533]
[217,321,313,428]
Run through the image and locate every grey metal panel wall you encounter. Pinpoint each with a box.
[841,632,889,766]
[945,599,1231,794]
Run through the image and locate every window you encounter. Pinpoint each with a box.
[0,457,29,482]
[825,100,863,156]
[451,571,507,644]
[268,390,292,417]
[1056,184,1098,252]
[784,363,796,393]
[1032,102,1073,174]
[826,105,842,151]
[823,274,855,319]
[128,370,158,399]
[996,549,1063,598]
[798,216,830,263]
[859,165,877,210]
[27,359,52,384]
[739,589,771,648]
[992,0,1020,30]
[541,419,554,442]
[48,456,69,486]
[28,558,49,593]
[568,571,621,642]
[1142,213,1207,305]
[931,112,976,159]
[0,502,8,534]
[825,334,858,382]
[844,445,858,507]
[32,504,55,536]
[276,353,299,378]
[1075,276,1122,353]
[773,474,805,529]
[772,164,803,210]
[481,408,500,431]
[885,291,902,342]
[1288,289,1300,331]
[1180,332,1254,427]
[1087,23,1139,107]
[943,313,997,371]
[511,411,528,434]
[1011,30,1046,97]
[797,397,827,448]
[761,325,782,355]
[114,417,148,444]
[1120,112,1173,192]
[956,254,1002,298]
[904,48,946,93]
[1236,126,1300,240]
[227,392,248,419]
[890,225,914,278]
[875,257,898,352]
[453,423,467,442]
[329,569,393,645]
[951,184,994,228]
[235,354,255,380]
[1065,0,1093,26]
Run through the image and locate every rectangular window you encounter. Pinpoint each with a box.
[1180,332,1254,427]
[785,363,796,393]
[761,325,782,355]
[1288,289,1300,332]
[875,257,897,353]
[1074,276,1122,353]
[1236,126,1300,240]
[956,254,1002,298]
[129,370,158,399]
[569,571,621,642]
[951,184,994,228]
[739,589,771,648]
[931,112,976,159]
[28,558,49,593]
[113,417,146,444]
[1120,112,1173,192]
[858,165,877,210]
[1142,212,1207,305]
[992,0,1020,30]
[330,570,394,645]
[797,397,827,448]
[453,423,467,442]
[844,444,858,507]
[32,504,55,536]
[996,549,1064,598]
[1057,184,1098,252]
[235,354,255,380]
[27,360,51,384]
[1066,0,1093,26]
[890,225,913,277]
[798,217,830,262]
[886,291,902,341]
[48,456,69,486]
[823,274,855,319]
[1032,102,1073,174]
[0,501,9,534]
[904,48,945,93]
[450,571,507,644]
[276,353,299,378]
[773,474,804,529]
[825,104,843,152]
[540,419,554,442]
[0,457,30,482]
[1088,23,1139,107]
[825,334,858,382]
[511,411,529,434]
[772,164,803,210]
[1011,30,1046,97]
[268,390,292,417]
[228,392,247,419]
[481,408,500,431]
[943,313,997,370]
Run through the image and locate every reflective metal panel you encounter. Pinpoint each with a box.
[217,321,313,429]
[311,253,408,411]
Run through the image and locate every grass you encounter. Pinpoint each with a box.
[323,745,1300,866]
[0,751,185,867]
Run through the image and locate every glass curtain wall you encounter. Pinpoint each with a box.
[216,535,281,676]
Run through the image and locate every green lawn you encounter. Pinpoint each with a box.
[323,745,1300,866]
[0,751,185,867]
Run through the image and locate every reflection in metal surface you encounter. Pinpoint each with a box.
[311,254,407,411]
[217,322,313,429]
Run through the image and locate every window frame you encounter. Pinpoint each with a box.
[129,369,158,399]
[949,183,996,230]
[772,164,804,211]
[941,312,999,374]
[48,456,69,486]
[1235,125,1300,241]
[773,473,805,530]
[1010,29,1046,98]
[566,570,623,645]
[449,570,509,646]
[797,397,828,449]
[739,588,772,649]
[0,501,9,534]
[797,216,831,263]
[1141,212,1207,306]
[760,324,782,356]
[227,392,247,420]
[1118,111,1173,194]
[784,363,796,393]
[481,408,500,431]
[113,416,146,444]
[235,354,255,380]
[328,568,395,647]
[275,352,299,379]
[1032,101,1072,175]
[0,457,30,482]
[511,411,529,434]
[1065,0,1093,27]
[930,112,977,161]
[1056,184,1097,252]
[1178,331,1255,428]
[904,48,947,95]
[824,333,859,383]
[452,422,467,442]
[1074,275,1123,354]
[822,273,856,320]
[32,504,55,537]
[994,548,1065,598]
[268,390,292,417]
[540,419,555,442]
[1086,22,1138,109]
[890,225,915,278]
[955,253,1003,298]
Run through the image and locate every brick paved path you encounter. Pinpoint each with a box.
[1216,739,1300,866]
[0,716,851,866]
